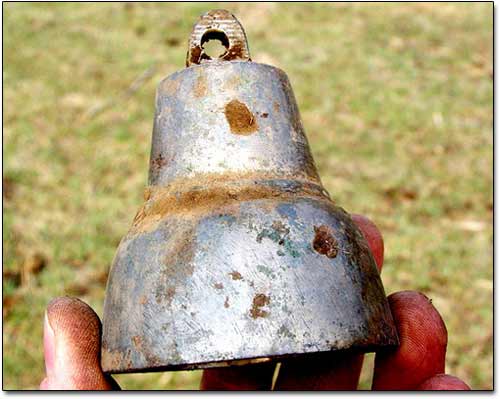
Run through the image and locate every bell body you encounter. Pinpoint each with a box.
[101,11,398,374]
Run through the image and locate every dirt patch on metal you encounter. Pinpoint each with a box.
[229,271,243,280]
[187,45,203,66]
[152,153,168,171]
[250,293,270,318]
[132,335,143,349]
[222,42,245,61]
[128,172,328,236]
[161,78,181,96]
[153,224,197,305]
[224,99,258,135]
[193,73,207,98]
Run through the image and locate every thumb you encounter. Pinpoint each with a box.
[40,297,119,390]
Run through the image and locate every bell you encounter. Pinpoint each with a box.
[101,9,398,374]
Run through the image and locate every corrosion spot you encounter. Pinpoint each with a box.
[313,225,338,259]
[278,325,296,339]
[214,282,224,290]
[272,220,290,236]
[222,42,244,61]
[273,101,280,112]
[132,335,143,349]
[164,286,176,304]
[224,99,258,135]
[188,45,203,66]
[139,295,147,305]
[229,271,243,280]
[261,112,269,118]
[193,73,207,98]
[224,296,230,308]
[152,153,168,170]
[250,293,270,318]
[162,78,181,96]
[224,75,241,91]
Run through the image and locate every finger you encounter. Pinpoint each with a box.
[40,296,119,390]
[274,351,364,390]
[200,362,276,390]
[372,291,448,390]
[417,374,470,390]
[351,214,384,272]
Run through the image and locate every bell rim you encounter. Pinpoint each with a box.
[102,339,399,374]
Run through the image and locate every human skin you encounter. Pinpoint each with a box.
[39,214,470,390]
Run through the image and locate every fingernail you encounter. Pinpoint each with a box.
[43,311,55,377]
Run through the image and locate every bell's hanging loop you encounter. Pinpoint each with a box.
[186,9,251,66]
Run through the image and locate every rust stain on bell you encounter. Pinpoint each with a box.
[229,271,243,280]
[313,225,339,259]
[225,99,258,135]
[101,9,398,374]
[193,73,207,98]
[250,293,270,319]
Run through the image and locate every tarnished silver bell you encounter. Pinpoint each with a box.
[101,9,398,374]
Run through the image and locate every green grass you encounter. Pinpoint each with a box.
[3,2,492,390]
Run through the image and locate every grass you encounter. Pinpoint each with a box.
[3,2,492,390]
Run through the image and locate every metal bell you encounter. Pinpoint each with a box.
[101,9,398,374]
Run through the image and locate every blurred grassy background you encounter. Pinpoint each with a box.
[3,2,492,390]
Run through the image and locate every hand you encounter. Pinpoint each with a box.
[40,214,470,390]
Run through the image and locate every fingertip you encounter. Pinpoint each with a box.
[387,291,448,347]
[417,374,471,390]
[351,214,384,272]
[46,296,101,331]
[372,291,448,390]
[44,296,114,390]
[46,296,102,364]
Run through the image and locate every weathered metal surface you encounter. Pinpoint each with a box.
[101,9,398,374]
